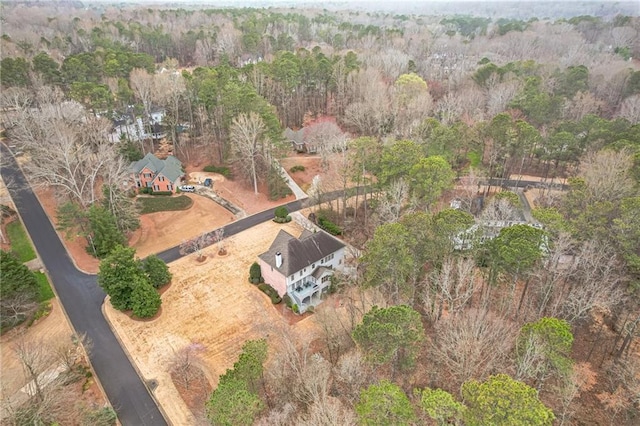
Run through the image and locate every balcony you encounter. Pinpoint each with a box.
[290,280,327,309]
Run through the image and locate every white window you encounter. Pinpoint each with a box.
[153,185,159,191]
[321,275,331,283]
[159,175,165,181]
[167,184,173,191]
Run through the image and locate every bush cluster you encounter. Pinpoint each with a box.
[283,294,293,308]
[258,283,282,304]
[273,206,292,223]
[249,262,264,284]
[290,165,306,173]
[203,165,232,178]
[318,216,342,235]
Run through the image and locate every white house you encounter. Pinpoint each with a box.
[258,229,345,313]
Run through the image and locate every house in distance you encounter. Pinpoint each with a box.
[258,229,345,313]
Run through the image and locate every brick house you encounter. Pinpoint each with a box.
[130,153,183,193]
[258,229,345,313]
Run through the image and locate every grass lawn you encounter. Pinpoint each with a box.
[137,195,193,214]
[34,271,55,302]
[6,220,36,262]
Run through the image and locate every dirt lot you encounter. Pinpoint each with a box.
[128,193,233,259]
[0,299,74,396]
[281,153,349,193]
[0,299,108,421]
[104,220,349,424]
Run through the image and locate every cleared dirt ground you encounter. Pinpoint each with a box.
[0,299,74,397]
[105,220,328,425]
[128,193,233,259]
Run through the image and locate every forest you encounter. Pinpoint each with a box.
[1,1,639,425]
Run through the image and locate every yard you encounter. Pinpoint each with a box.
[105,220,347,424]
[5,220,36,262]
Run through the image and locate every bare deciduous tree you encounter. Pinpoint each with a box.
[9,100,121,208]
[423,256,477,321]
[376,178,410,224]
[333,350,371,406]
[617,94,640,125]
[230,112,268,194]
[169,342,206,391]
[579,149,635,204]
[557,240,625,323]
[179,233,214,260]
[130,68,155,152]
[431,309,517,390]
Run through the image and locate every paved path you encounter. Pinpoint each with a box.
[278,163,308,200]
[0,144,168,426]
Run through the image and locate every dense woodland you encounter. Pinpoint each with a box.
[1,1,640,425]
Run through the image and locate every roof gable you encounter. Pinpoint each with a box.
[259,229,345,276]
[130,153,182,182]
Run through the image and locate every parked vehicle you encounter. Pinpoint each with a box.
[203,178,213,187]
[179,185,195,192]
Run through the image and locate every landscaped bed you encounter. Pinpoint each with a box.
[137,194,194,214]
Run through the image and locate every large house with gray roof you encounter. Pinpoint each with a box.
[258,229,345,313]
[130,153,183,193]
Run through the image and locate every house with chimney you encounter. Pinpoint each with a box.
[130,152,183,193]
[258,229,345,313]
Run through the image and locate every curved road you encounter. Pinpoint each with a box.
[0,144,167,426]
[2,140,561,425]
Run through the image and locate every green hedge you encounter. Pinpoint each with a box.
[258,283,282,304]
[203,165,232,178]
[318,216,342,236]
[290,165,306,173]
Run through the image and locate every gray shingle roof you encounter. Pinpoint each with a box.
[284,127,304,145]
[130,153,183,183]
[259,229,345,276]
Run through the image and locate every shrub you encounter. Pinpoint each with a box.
[292,304,299,314]
[274,206,289,219]
[249,262,262,284]
[83,406,117,426]
[273,215,292,224]
[273,206,292,223]
[142,255,172,289]
[290,165,306,173]
[283,294,293,308]
[139,187,152,194]
[150,190,173,196]
[203,165,232,178]
[257,283,282,304]
[318,216,342,235]
[268,167,293,200]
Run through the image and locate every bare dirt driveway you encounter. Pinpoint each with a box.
[105,220,329,425]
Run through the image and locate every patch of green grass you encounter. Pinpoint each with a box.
[6,220,36,262]
[34,271,54,302]
[137,195,193,214]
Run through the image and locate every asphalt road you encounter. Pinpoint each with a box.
[157,198,305,263]
[1,141,562,425]
[0,144,168,426]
